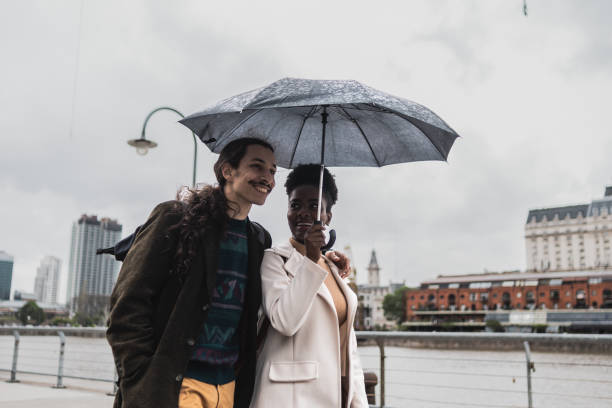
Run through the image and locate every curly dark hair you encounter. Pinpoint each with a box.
[284,164,338,211]
[170,137,274,276]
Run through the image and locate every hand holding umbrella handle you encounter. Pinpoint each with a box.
[314,220,336,253]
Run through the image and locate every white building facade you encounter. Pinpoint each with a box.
[525,186,612,272]
[67,215,122,312]
[357,250,403,329]
[34,256,61,304]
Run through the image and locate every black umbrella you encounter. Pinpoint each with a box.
[180,78,459,222]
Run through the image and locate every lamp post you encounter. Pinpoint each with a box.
[127,106,198,187]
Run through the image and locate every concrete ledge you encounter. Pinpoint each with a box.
[356,331,612,353]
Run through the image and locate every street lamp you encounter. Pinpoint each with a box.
[127,106,198,187]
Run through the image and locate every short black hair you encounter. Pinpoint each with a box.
[285,164,338,211]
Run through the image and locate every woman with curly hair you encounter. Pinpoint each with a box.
[251,164,368,408]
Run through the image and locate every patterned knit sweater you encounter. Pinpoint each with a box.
[185,217,249,385]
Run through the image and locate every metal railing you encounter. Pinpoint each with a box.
[355,331,612,408]
[2,328,612,407]
[0,327,115,394]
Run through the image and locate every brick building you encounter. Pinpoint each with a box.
[405,270,612,324]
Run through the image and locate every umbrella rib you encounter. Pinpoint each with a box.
[223,109,265,140]
[288,105,318,168]
[390,111,449,161]
[337,106,382,167]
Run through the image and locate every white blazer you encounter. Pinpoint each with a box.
[250,241,368,408]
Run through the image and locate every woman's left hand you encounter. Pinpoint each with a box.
[325,251,351,279]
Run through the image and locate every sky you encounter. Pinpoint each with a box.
[1,0,611,303]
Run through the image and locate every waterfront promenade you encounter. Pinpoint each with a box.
[0,372,112,408]
[3,330,612,407]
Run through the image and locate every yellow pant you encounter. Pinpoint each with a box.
[179,377,235,408]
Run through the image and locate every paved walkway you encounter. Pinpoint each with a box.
[0,373,114,408]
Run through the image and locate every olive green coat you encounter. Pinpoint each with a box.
[106,201,270,408]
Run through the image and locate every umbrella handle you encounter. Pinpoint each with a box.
[314,220,336,253]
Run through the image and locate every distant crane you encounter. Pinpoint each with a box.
[343,245,357,284]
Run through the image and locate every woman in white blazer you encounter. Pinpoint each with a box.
[250,164,368,408]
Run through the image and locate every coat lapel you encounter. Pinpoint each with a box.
[246,220,263,310]
[316,278,336,312]
[332,265,357,330]
[276,242,337,312]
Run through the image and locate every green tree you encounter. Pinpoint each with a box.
[50,316,73,326]
[485,319,505,333]
[17,301,45,325]
[382,286,410,324]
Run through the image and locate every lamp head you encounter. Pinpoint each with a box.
[128,138,158,156]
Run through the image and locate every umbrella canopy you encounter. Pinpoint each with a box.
[180,77,459,169]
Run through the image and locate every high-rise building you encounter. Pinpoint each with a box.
[67,215,122,313]
[525,186,612,271]
[34,256,61,304]
[0,251,14,300]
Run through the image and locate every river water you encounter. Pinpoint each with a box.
[1,336,611,408]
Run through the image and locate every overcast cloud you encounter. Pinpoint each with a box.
[1,0,611,303]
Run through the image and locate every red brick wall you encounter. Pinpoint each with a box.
[405,280,612,320]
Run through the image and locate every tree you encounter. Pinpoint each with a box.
[72,291,110,326]
[382,286,410,325]
[18,301,45,325]
[485,319,505,333]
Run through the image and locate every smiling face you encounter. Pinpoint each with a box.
[287,185,332,243]
[223,144,277,218]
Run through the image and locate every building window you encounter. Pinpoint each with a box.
[576,290,586,308]
[502,292,511,310]
[592,290,597,297]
